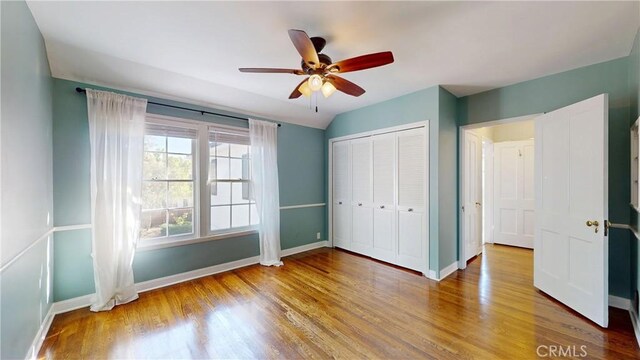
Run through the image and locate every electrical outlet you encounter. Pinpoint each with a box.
[316,232,321,240]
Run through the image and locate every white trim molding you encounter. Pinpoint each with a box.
[281,240,328,257]
[25,305,55,360]
[439,262,459,281]
[51,240,331,315]
[425,261,458,282]
[0,228,53,273]
[630,307,640,348]
[279,203,326,210]
[54,224,92,232]
[609,295,631,310]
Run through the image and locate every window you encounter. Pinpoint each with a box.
[141,123,197,241]
[139,116,258,246]
[209,128,258,233]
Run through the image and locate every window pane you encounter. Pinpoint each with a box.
[168,182,193,208]
[168,209,193,236]
[211,182,230,205]
[141,210,167,239]
[232,182,250,204]
[211,143,229,157]
[211,206,231,231]
[229,144,249,158]
[168,154,193,180]
[232,205,250,228]
[142,181,166,210]
[144,135,166,152]
[250,204,259,225]
[216,157,230,179]
[143,152,166,180]
[230,158,244,179]
[168,137,192,154]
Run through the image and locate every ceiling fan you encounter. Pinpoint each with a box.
[239,29,394,99]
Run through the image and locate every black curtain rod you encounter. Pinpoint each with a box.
[75,87,281,127]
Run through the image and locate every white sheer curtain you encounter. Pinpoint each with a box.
[86,89,147,311]
[249,119,283,266]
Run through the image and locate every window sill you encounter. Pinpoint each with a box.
[137,228,258,252]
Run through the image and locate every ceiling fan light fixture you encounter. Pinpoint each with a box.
[321,81,337,98]
[308,74,323,91]
[298,81,312,97]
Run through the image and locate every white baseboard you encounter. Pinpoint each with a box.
[609,295,631,310]
[136,255,261,293]
[438,261,459,281]
[424,261,458,282]
[426,270,438,280]
[52,293,95,314]
[51,240,331,316]
[25,304,55,360]
[281,240,328,257]
[630,307,640,348]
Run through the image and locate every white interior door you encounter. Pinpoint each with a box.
[534,94,608,327]
[372,133,396,264]
[463,131,482,261]
[494,140,535,248]
[482,139,494,244]
[350,137,373,255]
[332,141,351,250]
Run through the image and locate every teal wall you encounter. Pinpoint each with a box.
[459,57,633,299]
[438,88,459,268]
[326,85,454,275]
[629,27,640,306]
[52,78,326,301]
[0,1,54,358]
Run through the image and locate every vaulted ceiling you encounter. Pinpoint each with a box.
[27,1,639,129]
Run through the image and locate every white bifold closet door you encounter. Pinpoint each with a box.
[371,132,397,264]
[493,140,535,249]
[396,128,427,271]
[332,140,351,250]
[350,137,373,255]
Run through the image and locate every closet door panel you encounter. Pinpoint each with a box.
[352,206,373,255]
[350,137,373,255]
[333,201,351,250]
[351,138,372,204]
[372,208,395,263]
[332,141,351,249]
[333,141,350,202]
[396,127,427,272]
[397,210,425,272]
[397,128,425,211]
[373,133,395,205]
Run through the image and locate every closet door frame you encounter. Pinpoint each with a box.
[328,121,430,275]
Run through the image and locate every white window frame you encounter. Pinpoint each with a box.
[138,114,258,251]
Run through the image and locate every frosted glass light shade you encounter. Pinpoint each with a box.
[321,81,337,98]
[298,81,312,97]
[308,74,323,91]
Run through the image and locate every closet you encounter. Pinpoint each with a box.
[330,124,429,273]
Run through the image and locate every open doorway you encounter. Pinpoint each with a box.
[459,115,537,268]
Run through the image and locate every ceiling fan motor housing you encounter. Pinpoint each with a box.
[301,53,333,73]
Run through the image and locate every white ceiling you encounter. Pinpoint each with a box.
[27,1,639,129]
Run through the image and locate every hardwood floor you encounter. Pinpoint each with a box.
[39,244,639,359]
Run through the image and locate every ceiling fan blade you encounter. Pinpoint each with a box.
[288,29,320,69]
[325,75,366,97]
[289,78,309,99]
[328,51,394,73]
[239,68,304,75]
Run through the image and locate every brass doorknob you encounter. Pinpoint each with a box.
[586,220,600,234]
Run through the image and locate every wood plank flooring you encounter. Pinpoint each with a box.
[39,244,639,359]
